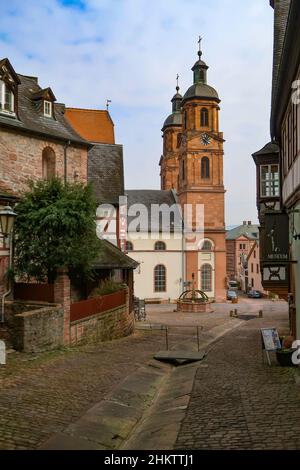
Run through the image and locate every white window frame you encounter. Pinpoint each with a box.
[260,164,280,198]
[0,80,15,115]
[44,100,52,117]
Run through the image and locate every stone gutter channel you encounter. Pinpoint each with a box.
[40,319,244,450]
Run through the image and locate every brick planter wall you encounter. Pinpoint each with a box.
[1,283,134,352]
[14,306,64,353]
[70,305,134,345]
[70,288,134,344]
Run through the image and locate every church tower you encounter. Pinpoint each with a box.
[177,40,226,301]
[160,79,182,190]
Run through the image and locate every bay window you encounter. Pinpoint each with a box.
[260,165,279,197]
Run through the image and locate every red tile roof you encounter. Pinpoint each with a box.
[65,108,115,144]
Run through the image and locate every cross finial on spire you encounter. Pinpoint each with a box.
[176,74,179,92]
[106,99,111,111]
[198,35,203,58]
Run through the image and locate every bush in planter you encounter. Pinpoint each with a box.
[276,348,297,367]
[89,279,124,298]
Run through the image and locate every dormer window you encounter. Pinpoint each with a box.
[44,100,52,117]
[31,86,56,118]
[0,80,15,114]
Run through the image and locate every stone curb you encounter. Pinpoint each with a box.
[39,360,172,450]
[122,319,244,450]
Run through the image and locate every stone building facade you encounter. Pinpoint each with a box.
[0,58,90,295]
[226,222,259,285]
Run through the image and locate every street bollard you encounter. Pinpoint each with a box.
[0,340,6,365]
[259,310,263,318]
[230,310,233,317]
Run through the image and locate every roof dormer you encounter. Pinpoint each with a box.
[31,87,56,118]
[0,58,21,117]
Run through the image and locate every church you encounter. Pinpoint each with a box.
[125,42,227,302]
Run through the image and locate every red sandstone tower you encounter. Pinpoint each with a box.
[160,42,226,301]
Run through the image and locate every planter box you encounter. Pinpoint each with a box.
[276,349,297,367]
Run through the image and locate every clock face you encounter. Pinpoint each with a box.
[201,133,211,146]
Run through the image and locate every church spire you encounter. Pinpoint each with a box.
[171,74,182,112]
[192,36,208,85]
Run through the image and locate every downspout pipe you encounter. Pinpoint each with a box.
[64,140,71,184]
[181,218,185,293]
[1,234,13,323]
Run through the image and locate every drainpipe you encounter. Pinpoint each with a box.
[1,234,13,323]
[181,218,185,293]
[64,140,71,184]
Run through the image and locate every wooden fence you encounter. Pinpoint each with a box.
[70,289,127,322]
[14,283,55,303]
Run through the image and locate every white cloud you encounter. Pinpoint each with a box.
[0,0,274,225]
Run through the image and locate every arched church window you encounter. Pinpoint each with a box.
[154,241,166,251]
[201,157,210,179]
[201,264,212,292]
[154,265,166,292]
[199,69,205,83]
[202,240,212,251]
[201,108,209,127]
[42,147,56,180]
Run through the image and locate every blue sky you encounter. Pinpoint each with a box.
[0,0,274,225]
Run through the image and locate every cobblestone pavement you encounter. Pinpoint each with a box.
[175,309,300,450]
[0,298,289,450]
[0,331,168,450]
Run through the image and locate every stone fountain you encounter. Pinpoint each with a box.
[177,273,213,313]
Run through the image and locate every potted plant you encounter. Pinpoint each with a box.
[276,336,297,367]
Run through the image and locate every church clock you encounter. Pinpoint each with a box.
[201,133,211,146]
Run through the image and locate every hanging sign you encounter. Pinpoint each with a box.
[263,213,289,263]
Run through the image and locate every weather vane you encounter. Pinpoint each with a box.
[176,74,179,91]
[106,99,112,111]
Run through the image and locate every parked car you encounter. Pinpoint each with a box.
[227,290,238,301]
[228,281,239,291]
[247,290,263,299]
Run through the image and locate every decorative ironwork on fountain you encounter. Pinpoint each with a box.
[177,273,212,313]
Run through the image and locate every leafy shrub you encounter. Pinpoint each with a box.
[89,279,125,298]
[14,178,100,283]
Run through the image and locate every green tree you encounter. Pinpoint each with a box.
[14,178,100,283]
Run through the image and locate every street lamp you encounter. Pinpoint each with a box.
[0,206,17,236]
[0,206,17,323]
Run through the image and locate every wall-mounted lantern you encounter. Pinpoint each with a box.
[0,206,17,236]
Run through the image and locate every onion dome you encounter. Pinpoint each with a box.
[162,77,183,131]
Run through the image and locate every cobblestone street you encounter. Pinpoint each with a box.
[175,307,300,450]
[0,331,168,450]
[0,298,297,450]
